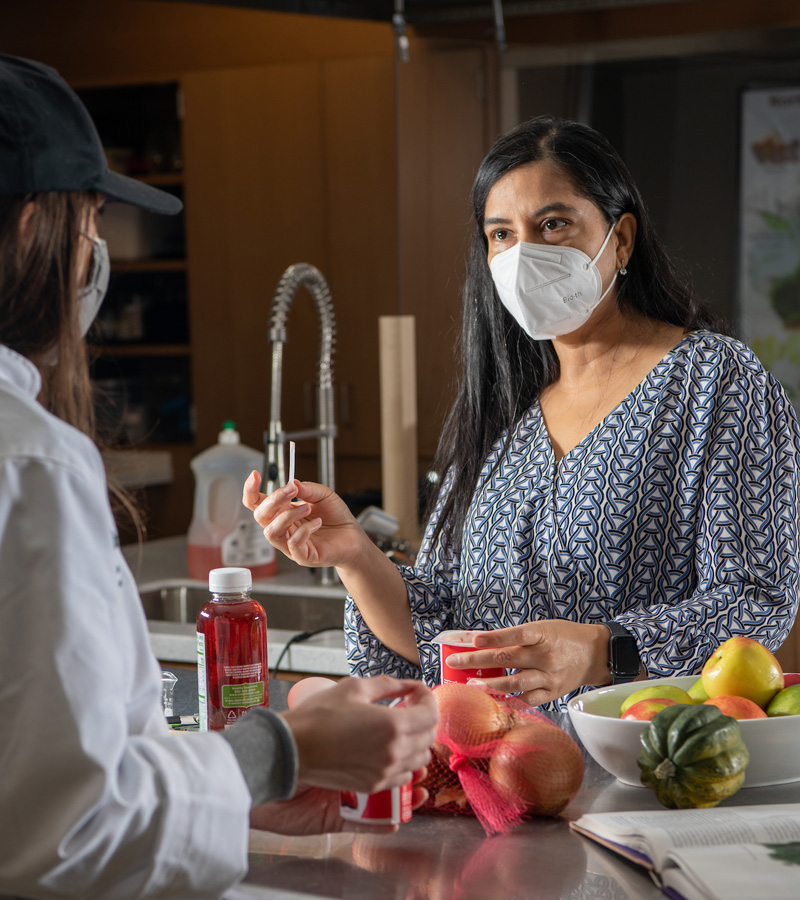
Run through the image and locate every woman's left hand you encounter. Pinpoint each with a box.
[444,620,614,706]
[249,769,429,836]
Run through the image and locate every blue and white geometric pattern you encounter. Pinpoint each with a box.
[345,332,800,710]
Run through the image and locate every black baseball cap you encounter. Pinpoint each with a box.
[0,54,182,215]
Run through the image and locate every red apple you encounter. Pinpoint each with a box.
[783,673,800,689]
[619,684,694,716]
[701,636,783,709]
[703,695,767,719]
[621,698,678,721]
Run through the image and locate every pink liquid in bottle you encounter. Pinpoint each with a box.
[188,543,277,582]
[197,567,269,731]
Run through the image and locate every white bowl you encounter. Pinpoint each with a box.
[567,675,800,788]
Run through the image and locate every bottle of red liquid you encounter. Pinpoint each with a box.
[197,567,269,731]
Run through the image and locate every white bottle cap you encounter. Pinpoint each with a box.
[209,567,252,593]
[218,420,241,445]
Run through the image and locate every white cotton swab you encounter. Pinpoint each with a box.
[287,440,296,486]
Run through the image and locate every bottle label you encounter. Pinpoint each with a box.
[221,518,276,567]
[197,631,208,732]
[221,681,265,708]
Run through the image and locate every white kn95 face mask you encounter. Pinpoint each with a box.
[489,221,618,340]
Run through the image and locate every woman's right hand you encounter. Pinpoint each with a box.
[244,473,420,664]
[243,471,365,570]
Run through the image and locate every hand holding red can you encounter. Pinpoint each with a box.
[433,630,505,685]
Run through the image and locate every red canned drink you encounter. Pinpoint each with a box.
[339,781,413,825]
[433,630,504,685]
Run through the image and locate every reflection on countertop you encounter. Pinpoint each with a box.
[241,711,656,900]
[238,706,800,900]
[247,816,591,900]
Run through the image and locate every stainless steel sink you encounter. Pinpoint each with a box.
[139,583,345,633]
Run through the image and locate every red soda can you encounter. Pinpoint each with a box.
[339,781,413,825]
[433,630,504,685]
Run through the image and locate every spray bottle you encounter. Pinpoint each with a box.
[187,421,276,580]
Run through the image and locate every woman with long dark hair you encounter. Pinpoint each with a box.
[0,54,437,900]
[248,116,800,711]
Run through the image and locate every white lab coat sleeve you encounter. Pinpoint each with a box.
[0,448,252,900]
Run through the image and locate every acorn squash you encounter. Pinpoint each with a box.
[637,703,749,809]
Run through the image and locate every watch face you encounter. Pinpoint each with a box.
[611,634,640,680]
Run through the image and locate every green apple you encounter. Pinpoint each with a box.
[688,677,709,703]
[766,683,800,717]
[619,684,694,717]
[701,636,783,709]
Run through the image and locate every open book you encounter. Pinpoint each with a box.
[570,804,800,900]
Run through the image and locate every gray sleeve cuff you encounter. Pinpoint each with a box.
[220,707,299,806]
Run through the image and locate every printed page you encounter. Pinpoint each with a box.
[570,804,800,871]
[662,841,800,900]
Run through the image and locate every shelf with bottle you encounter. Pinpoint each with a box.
[76,81,194,450]
[92,353,193,446]
[91,266,189,347]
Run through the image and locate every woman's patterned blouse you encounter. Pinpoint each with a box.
[345,331,800,710]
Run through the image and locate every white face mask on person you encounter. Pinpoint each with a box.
[40,231,110,366]
[489,221,619,340]
[78,231,110,336]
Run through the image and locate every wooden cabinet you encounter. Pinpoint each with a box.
[396,44,496,466]
[182,47,494,524]
[76,55,402,537]
[182,57,398,489]
[53,16,495,541]
[777,622,800,674]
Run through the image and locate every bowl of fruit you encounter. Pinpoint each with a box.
[567,637,800,789]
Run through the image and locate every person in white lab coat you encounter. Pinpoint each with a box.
[0,54,437,900]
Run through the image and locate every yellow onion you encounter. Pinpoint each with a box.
[433,683,510,747]
[488,722,584,816]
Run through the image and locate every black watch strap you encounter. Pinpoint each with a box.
[603,621,640,684]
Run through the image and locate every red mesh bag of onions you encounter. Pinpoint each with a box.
[420,683,584,835]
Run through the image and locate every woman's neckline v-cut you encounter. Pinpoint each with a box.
[538,330,699,464]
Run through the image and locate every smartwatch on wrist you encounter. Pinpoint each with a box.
[603,621,640,684]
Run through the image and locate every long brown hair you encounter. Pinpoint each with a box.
[0,191,143,536]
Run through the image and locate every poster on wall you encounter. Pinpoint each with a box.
[739,84,800,407]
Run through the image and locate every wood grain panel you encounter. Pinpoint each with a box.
[182,64,329,456]
[776,620,800,674]
[397,43,493,464]
[1,0,393,85]
[321,55,398,462]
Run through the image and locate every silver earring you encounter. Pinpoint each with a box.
[619,262,627,276]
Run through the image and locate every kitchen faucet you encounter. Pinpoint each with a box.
[263,263,337,584]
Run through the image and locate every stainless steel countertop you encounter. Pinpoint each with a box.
[228,681,800,900]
